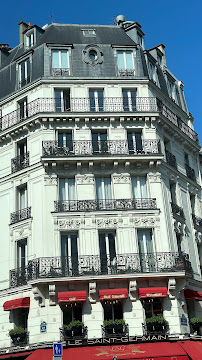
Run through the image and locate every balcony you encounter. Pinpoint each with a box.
[60,325,87,341]
[10,207,31,225]
[165,150,177,169]
[42,139,160,158]
[9,252,192,287]
[192,214,202,228]
[101,323,129,338]
[11,153,29,173]
[171,202,184,218]
[54,198,157,212]
[185,164,196,181]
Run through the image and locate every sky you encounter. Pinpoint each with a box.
[0,0,201,141]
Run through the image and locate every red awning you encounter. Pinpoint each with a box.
[24,349,53,359]
[0,351,32,359]
[184,289,202,300]
[179,341,202,360]
[3,297,30,311]
[99,288,128,300]
[138,287,167,299]
[58,291,87,303]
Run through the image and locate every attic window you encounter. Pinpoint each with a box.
[82,29,96,36]
[26,32,34,48]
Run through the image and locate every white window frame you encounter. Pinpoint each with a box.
[58,178,76,201]
[26,32,34,48]
[131,176,147,199]
[89,89,104,112]
[18,185,28,210]
[82,29,96,35]
[17,239,28,268]
[117,50,135,70]
[19,58,30,87]
[122,89,137,111]
[52,50,69,69]
[95,177,112,200]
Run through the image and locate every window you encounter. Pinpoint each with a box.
[99,232,116,274]
[131,176,147,199]
[122,89,136,112]
[54,89,70,112]
[168,80,174,98]
[89,89,104,112]
[62,302,82,326]
[11,308,28,331]
[184,153,189,166]
[117,51,134,75]
[82,29,96,35]
[26,33,34,48]
[18,185,28,210]
[18,98,28,120]
[61,233,78,275]
[19,59,30,87]
[17,239,27,269]
[137,230,154,271]
[52,50,69,75]
[143,298,163,319]
[96,177,112,200]
[127,131,142,153]
[157,55,162,66]
[103,301,123,321]
[17,138,27,157]
[148,62,156,82]
[59,178,76,201]
[92,131,107,153]
[58,132,73,151]
[137,33,142,46]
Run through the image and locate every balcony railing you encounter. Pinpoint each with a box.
[165,150,177,169]
[9,252,192,287]
[185,164,196,181]
[10,207,31,225]
[171,202,184,218]
[11,153,29,173]
[142,322,168,336]
[192,214,202,228]
[52,68,70,76]
[54,199,157,212]
[19,76,30,88]
[42,139,160,157]
[60,326,88,341]
[101,324,129,338]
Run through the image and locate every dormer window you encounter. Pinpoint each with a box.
[82,29,96,36]
[137,33,142,46]
[19,59,30,88]
[26,33,34,48]
[52,50,70,76]
[157,54,162,66]
[117,50,135,76]
[168,80,174,99]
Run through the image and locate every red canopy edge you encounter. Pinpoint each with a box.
[138,287,167,299]
[184,289,202,300]
[178,340,202,360]
[58,291,87,303]
[3,297,30,311]
[99,288,128,300]
[0,351,32,359]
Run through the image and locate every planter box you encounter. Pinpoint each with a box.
[104,324,126,337]
[146,322,167,334]
[10,332,27,346]
[62,326,87,340]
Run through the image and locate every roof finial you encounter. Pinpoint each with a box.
[50,14,54,24]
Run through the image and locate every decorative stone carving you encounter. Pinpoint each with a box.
[49,284,56,306]
[129,280,137,301]
[174,220,183,234]
[113,174,131,184]
[32,286,45,307]
[89,281,96,303]
[76,175,95,184]
[147,173,161,182]
[44,175,58,186]
[96,218,122,228]
[133,217,157,227]
[58,219,81,230]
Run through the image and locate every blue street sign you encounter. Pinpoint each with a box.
[53,343,63,357]
[40,321,47,333]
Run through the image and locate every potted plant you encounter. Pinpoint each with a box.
[103,319,125,335]
[63,320,84,337]
[145,316,168,333]
[9,326,27,345]
[190,317,202,335]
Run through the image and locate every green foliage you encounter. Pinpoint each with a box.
[103,319,125,326]
[190,317,202,325]
[9,326,26,336]
[63,320,84,330]
[145,316,168,325]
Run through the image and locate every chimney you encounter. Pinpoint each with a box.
[18,20,29,44]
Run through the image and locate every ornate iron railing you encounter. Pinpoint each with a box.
[42,139,160,157]
[171,202,184,218]
[101,324,129,338]
[19,76,30,88]
[11,153,29,173]
[165,150,177,169]
[54,198,157,212]
[185,164,196,181]
[192,214,202,228]
[118,69,135,76]
[142,323,168,336]
[9,252,192,287]
[52,68,70,76]
[60,326,88,341]
[10,207,31,225]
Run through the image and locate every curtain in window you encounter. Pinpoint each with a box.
[96,177,111,199]
[132,176,147,198]
[59,178,75,200]
[137,230,153,254]
[117,51,124,69]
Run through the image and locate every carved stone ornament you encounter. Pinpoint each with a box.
[44,175,58,186]
[76,175,95,184]
[32,286,45,307]
[96,218,122,228]
[89,281,96,303]
[49,284,56,306]
[174,220,183,234]
[58,219,81,230]
[133,217,158,227]
[168,278,176,299]
[113,174,131,184]
[147,173,161,182]
[129,280,137,301]
[83,44,103,66]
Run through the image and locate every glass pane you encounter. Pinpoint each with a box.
[63,90,70,111]
[108,233,116,261]
[61,50,68,68]
[59,178,66,200]
[54,90,62,112]
[99,233,107,273]
[135,133,142,152]
[131,176,138,198]
[89,91,95,111]
[139,177,147,198]
[104,178,112,199]
[20,62,25,81]
[96,177,103,199]
[61,235,68,257]
[63,307,72,325]
[137,230,145,254]
[65,133,73,151]
[127,132,134,153]
[125,51,133,70]
[104,304,113,320]
[117,51,124,69]
[73,304,82,321]
[144,299,153,318]
[52,51,59,68]
[122,90,129,111]
[68,178,75,201]
[113,302,123,320]
[153,299,163,316]
[71,234,78,259]
[97,91,104,111]
[145,231,153,253]
[26,60,30,78]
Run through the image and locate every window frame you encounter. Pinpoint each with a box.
[52,49,69,70]
[116,50,135,72]
[82,29,96,36]
[18,58,31,88]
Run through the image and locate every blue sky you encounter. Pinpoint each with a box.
[0,0,202,141]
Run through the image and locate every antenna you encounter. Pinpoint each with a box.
[50,14,54,24]
[113,16,116,25]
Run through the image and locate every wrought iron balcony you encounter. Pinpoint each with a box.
[11,153,29,173]
[42,139,160,157]
[60,326,87,341]
[10,331,29,346]
[9,252,192,287]
[192,214,202,228]
[54,198,157,212]
[10,207,31,225]
[171,202,184,218]
[19,76,30,88]
[165,150,177,169]
[142,322,168,336]
[52,68,70,76]
[185,164,196,181]
[101,324,129,338]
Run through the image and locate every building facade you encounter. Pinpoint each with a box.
[0,15,201,357]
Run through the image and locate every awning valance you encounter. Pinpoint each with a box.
[138,287,167,299]
[58,291,87,303]
[184,289,202,300]
[3,297,30,311]
[99,288,128,300]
